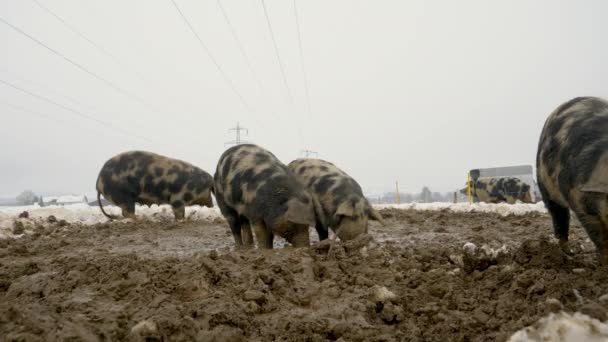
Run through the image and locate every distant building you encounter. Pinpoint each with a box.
[88,197,112,207]
[41,195,89,206]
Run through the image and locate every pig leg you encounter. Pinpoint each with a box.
[226,215,246,248]
[239,216,254,247]
[538,180,572,255]
[241,223,254,247]
[253,223,274,249]
[315,223,329,241]
[172,205,185,221]
[545,199,571,255]
[120,201,136,220]
[215,198,246,247]
[574,211,608,264]
[287,225,311,248]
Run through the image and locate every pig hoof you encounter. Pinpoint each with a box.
[558,240,574,257]
[598,251,608,266]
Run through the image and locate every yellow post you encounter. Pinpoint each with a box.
[467,172,473,205]
[395,180,401,204]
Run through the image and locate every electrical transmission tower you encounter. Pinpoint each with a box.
[225,122,250,146]
[300,149,318,158]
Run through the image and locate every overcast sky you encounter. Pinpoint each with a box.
[1,0,607,198]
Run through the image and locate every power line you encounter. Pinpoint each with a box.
[300,149,318,158]
[261,0,295,105]
[293,0,311,117]
[225,122,250,146]
[169,0,253,114]
[31,0,148,84]
[0,78,158,145]
[0,100,102,136]
[292,0,311,150]
[216,0,266,95]
[0,68,95,111]
[0,15,154,112]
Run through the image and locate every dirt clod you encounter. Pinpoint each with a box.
[580,303,608,322]
[0,208,603,341]
[12,221,25,235]
[129,320,160,341]
[545,298,563,313]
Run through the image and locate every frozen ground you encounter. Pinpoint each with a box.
[376,201,547,216]
[0,203,221,239]
[2,203,608,340]
[0,202,546,239]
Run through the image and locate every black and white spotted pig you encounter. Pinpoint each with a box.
[459,177,533,204]
[96,151,213,220]
[287,158,384,241]
[537,97,608,263]
[213,144,323,249]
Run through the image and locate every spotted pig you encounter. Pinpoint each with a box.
[287,158,384,241]
[460,177,533,204]
[96,151,213,220]
[213,144,322,249]
[537,97,608,263]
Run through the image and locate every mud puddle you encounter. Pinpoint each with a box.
[1,209,607,341]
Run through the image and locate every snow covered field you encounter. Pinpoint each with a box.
[0,202,547,239]
[0,203,222,239]
[376,201,547,216]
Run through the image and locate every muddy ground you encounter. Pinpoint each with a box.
[1,209,608,342]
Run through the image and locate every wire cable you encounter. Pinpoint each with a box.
[0,100,103,137]
[0,15,155,112]
[293,0,311,116]
[0,78,158,145]
[216,0,265,95]
[0,67,96,111]
[261,0,295,105]
[217,0,284,126]
[31,0,148,84]
[169,0,254,114]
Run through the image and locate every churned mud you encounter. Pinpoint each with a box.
[2,209,608,341]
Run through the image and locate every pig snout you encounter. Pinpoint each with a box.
[335,217,368,241]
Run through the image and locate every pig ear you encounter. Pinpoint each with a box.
[581,162,608,193]
[368,206,386,225]
[335,201,354,217]
[286,198,316,227]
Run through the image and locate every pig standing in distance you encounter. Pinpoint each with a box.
[214,144,322,249]
[460,177,533,204]
[537,97,608,263]
[96,151,213,220]
[287,158,384,241]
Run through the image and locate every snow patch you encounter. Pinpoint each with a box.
[0,201,547,239]
[508,312,608,342]
[0,204,223,239]
[375,202,546,216]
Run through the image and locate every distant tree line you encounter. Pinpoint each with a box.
[367,186,469,204]
[16,190,41,205]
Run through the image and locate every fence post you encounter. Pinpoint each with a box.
[395,180,401,204]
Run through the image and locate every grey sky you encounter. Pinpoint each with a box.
[1,0,607,198]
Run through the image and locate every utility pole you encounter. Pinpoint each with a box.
[225,122,249,146]
[395,180,401,204]
[300,149,318,158]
